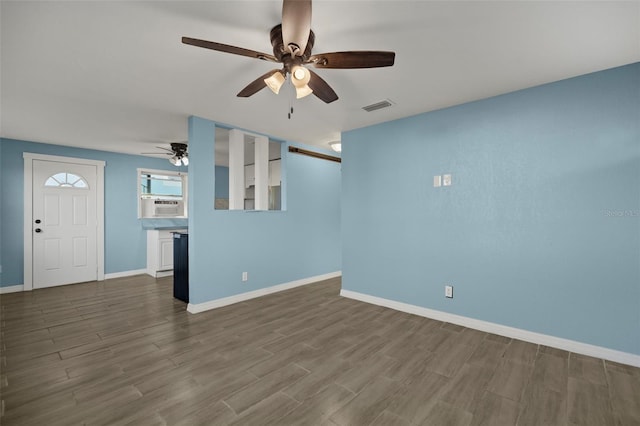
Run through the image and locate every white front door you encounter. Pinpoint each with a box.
[31,159,99,288]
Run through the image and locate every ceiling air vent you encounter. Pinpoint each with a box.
[362,99,394,112]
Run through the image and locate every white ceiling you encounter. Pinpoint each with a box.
[1,1,638,157]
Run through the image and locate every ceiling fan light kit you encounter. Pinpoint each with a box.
[329,141,341,152]
[182,0,395,105]
[170,155,188,167]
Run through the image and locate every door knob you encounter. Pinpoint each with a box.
[35,219,41,224]
[35,228,42,233]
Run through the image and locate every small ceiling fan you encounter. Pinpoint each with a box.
[142,142,189,166]
[182,0,395,104]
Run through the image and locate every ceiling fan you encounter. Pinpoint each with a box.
[142,142,189,166]
[182,0,395,104]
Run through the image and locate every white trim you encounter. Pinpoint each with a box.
[23,153,105,167]
[340,289,640,368]
[187,271,342,314]
[23,153,106,291]
[23,155,33,290]
[104,269,148,280]
[96,160,105,282]
[0,285,24,294]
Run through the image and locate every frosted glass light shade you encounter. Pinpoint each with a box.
[264,71,285,94]
[170,156,183,166]
[295,85,313,99]
[329,141,341,152]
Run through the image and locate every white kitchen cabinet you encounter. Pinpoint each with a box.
[269,159,281,186]
[245,164,255,188]
[146,230,176,277]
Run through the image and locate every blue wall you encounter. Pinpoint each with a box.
[215,166,229,199]
[342,63,640,355]
[187,116,341,304]
[0,138,187,286]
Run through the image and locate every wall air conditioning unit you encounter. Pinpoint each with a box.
[142,199,184,217]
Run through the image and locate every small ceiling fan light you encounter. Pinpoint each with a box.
[293,67,305,80]
[329,141,342,152]
[264,71,285,94]
[181,155,189,166]
[295,84,313,99]
[291,65,310,88]
[169,155,181,166]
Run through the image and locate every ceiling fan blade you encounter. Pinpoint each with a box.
[307,69,338,104]
[182,37,277,62]
[309,51,395,69]
[237,69,281,98]
[156,146,174,152]
[281,0,311,56]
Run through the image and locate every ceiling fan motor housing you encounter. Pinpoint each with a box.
[170,143,188,156]
[270,24,315,70]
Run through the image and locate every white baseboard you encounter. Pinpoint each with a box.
[340,289,640,368]
[187,271,342,314]
[2,269,162,292]
[104,269,147,280]
[0,285,24,294]
[144,269,173,278]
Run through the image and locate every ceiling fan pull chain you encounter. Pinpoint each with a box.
[288,80,294,119]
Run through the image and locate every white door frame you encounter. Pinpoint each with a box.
[23,153,105,291]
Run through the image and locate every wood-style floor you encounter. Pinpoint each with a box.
[1,275,639,425]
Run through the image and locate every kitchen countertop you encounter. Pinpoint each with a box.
[140,218,188,230]
[151,227,188,231]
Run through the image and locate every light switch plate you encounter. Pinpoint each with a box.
[433,175,442,187]
[443,174,452,186]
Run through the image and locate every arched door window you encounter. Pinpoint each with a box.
[44,172,89,189]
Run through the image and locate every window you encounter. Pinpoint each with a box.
[44,172,88,188]
[140,173,183,198]
[137,168,187,218]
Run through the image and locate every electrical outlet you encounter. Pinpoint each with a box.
[242,272,248,282]
[443,174,452,186]
[445,285,453,298]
